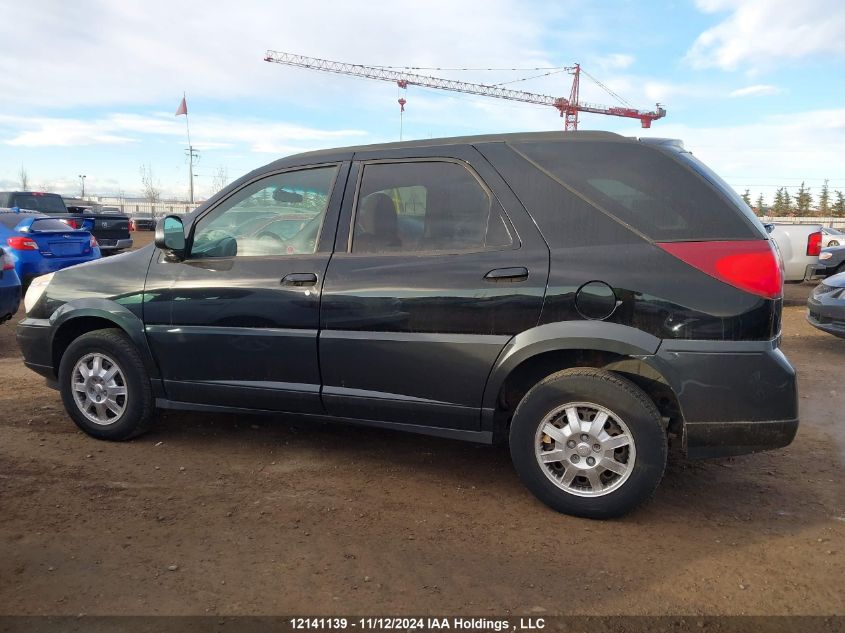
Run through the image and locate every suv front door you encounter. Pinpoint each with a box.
[144,163,348,413]
[319,147,549,432]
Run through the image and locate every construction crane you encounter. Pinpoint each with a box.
[264,50,666,131]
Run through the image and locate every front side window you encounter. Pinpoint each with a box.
[351,161,512,254]
[191,165,338,258]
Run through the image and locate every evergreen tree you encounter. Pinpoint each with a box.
[755,193,765,215]
[773,188,784,214]
[795,181,813,216]
[819,180,831,216]
[741,189,752,207]
[834,191,845,217]
[783,189,793,216]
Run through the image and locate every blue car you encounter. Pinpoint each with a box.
[0,247,21,322]
[0,208,101,290]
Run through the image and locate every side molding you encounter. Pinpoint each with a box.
[481,320,661,411]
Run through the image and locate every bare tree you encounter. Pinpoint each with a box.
[140,164,161,203]
[212,165,229,195]
[18,165,29,190]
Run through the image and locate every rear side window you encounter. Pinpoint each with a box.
[510,141,758,241]
[351,161,512,254]
[0,214,71,231]
[11,194,67,214]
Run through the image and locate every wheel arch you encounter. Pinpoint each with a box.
[49,300,160,382]
[483,321,681,442]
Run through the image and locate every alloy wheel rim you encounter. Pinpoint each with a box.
[534,402,636,497]
[71,353,128,426]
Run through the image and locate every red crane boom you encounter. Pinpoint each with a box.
[264,50,666,129]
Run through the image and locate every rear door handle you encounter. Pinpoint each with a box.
[281,272,318,286]
[484,267,529,283]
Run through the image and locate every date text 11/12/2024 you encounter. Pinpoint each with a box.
[289,618,546,631]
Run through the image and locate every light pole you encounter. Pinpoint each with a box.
[78,174,86,198]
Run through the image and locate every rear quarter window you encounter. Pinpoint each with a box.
[509,141,760,241]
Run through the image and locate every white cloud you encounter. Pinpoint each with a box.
[729,84,781,98]
[0,0,553,109]
[687,0,845,70]
[0,113,367,153]
[594,53,635,70]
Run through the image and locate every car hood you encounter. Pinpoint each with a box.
[823,271,845,288]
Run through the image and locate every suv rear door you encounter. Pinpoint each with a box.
[319,145,549,432]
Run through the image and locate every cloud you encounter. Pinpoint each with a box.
[0,0,552,110]
[729,84,781,98]
[0,113,367,153]
[594,53,635,70]
[687,0,845,70]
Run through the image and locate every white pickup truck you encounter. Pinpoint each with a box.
[766,223,823,282]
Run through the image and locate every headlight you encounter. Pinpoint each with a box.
[819,252,833,261]
[24,272,54,313]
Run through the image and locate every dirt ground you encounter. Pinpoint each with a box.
[0,233,842,616]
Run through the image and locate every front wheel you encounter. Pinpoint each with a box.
[58,329,155,440]
[509,368,667,519]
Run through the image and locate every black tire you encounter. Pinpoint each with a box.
[58,328,155,441]
[509,368,667,519]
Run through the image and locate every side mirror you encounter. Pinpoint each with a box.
[155,215,187,260]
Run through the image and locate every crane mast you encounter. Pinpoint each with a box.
[264,50,666,129]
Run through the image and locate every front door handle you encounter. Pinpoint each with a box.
[484,267,529,283]
[281,272,318,286]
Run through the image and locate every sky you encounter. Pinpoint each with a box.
[0,0,843,206]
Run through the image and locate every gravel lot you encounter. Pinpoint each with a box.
[0,233,842,616]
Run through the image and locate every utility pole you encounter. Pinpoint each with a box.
[78,174,86,198]
[185,146,199,204]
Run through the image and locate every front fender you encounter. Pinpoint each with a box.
[49,298,161,380]
[481,320,661,410]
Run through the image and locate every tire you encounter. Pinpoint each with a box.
[58,328,155,441]
[509,368,667,519]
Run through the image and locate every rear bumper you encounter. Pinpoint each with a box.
[98,238,133,252]
[647,338,799,458]
[807,303,845,338]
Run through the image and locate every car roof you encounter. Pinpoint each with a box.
[270,130,629,165]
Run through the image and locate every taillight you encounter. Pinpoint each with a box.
[90,235,98,248]
[807,231,822,257]
[63,219,80,229]
[129,219,136,231]
[657,240,783,299]
[7,237,39,251]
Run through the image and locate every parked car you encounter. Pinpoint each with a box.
[0,247,21,322]
[822,227,845,248]
[807,272,845,338]
[0,192,132,254]
[129,213,156,231]
[0,209,101,289]
[16,131,797,519]
[766,223,823,282]
[812,245,845,279]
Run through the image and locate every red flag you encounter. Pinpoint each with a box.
[175,96,188,116]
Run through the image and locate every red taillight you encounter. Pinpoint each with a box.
[657,240,783,299]
[63,219,80,229]
[7,237,39,251]
[807,231,822,257]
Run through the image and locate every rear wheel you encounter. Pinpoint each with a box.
[509,368,667,519]
[59,329,155,440]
